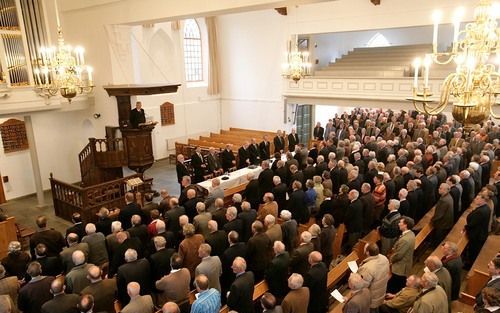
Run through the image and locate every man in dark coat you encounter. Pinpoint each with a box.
[148,236,175,281]
[65,213,86,242]
[441,241,463,301]
[465,194,491,267]
[259,135,271,160]
[290,231,314,276]
[221,231,247,294]
[273,130,285,154]
[258,160,275,197]
[205,220,228,258]
[288,129,299,152]
[272,176,288,212]
[18,262,55,313]
[41,278,80,313]
[304,251,328,313]
[287,181,308,224]
[116,249,151,306]
[227,257,255,313]
[30,216,66,258]
[265,241,290,302]
[344,190,364,251]
[191,146,206,183]
[248,139,261,165]
[238,201,257,242]
[221,144,236,172]
[313,122,325,141]
[176,154,190,187]
[431,183,454,247]
[129,101,145,128]
[118,192,144,231]
[245,173,261,211]
[246,221,271,281]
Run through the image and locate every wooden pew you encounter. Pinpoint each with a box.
[412,206,435,253]
[459,234,500,305]
[0,217,18,259]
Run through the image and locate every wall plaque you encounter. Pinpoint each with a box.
[160,102,175,126]
[0,119,29,153]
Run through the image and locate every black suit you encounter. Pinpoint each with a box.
[221,243,247,292]
[273,136,285,153]
[248,144,260,165]
[129,108,145,128]
[442,255,463,301]
[272,183,288,211]
[265,252,290,300]
[313,126,325,140]
[258,168,275,197]
[127,224,149,247]
[259,141,271,160]
[345,199,363,249]
[66,223,86,242]
[288,133,299,152]
[164,205,186,240]
[207,153,222,174]
[477,277,500,307]
[238,210,257,242]
[191,152,206,183]
[304,165,316,181]
[116,258,152,306]
[245,179,261,210]
[238,146,250,169]
[95,217,112,237]
[176,161,190,183]
[288,189,308,224]
[465,204,490,262]
[205,230,228,257]
[36,255,63,276]
[149,248,175,281]
[41,293,79,313]
[119,202,144,231]
[246,232,272,281]
[290,243,313,276]
[30,229,66,258]
[304,262,328,313]
[108,237,143,277]
[227,271,255,313]
[224,219,243,237]
[221,149,236,171]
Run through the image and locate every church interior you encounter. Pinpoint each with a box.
[0,0,499,312]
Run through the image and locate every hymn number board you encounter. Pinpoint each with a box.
[160,102,175,126]
[0,119,29,153]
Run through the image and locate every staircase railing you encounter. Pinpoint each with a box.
[78,141,96,187]
[50,172,142,223]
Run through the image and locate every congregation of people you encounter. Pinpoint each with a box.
[1,108,500,313]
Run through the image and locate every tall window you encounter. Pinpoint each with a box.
[183,19,203,82]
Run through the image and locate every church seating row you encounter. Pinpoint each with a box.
[460,234,500,305]
[0,217,18,259]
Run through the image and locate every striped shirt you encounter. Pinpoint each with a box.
[190,288,221,313]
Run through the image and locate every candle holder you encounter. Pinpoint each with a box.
[406,87,443,115]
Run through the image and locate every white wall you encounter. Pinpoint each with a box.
[218,10,288,131]
[312,24,454,67]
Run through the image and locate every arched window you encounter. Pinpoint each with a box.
[183,19,203,82]
[366,33,390,47]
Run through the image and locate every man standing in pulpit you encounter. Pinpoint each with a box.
[129,101,146,128]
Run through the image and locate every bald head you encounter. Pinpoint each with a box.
[87,265,102,282]
[127,282,141,298]
[50,277,65,295]
[309,251,323,265]
[162,302,180,313]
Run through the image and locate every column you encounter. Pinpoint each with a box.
[24,115,46,208]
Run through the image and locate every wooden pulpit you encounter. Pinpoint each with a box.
[103,84,181,173]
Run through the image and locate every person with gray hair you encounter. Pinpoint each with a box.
[265,241,289,301]
[194,202,212,238]
[82,223,108,266]
[265,214,282,243]
[380,275,421,313]
[1,240,30,279]
[345,189,364,251]
[411,272,448,313]
[0,264,19,308]
[432,183,454,247]
[116,248,152,306]
[282,273,309,313]
[290,231,313,276]
[60,233,89,274]
[440,241,463,301]
[196,243,223,292]
[150,235,175,281]
[342,273,370,312]
[120,282,154,313]
[277,209,297,254]
[238,201,257,242]
[224,206,243,236]
[80,265,117,313]
[41,277,80,313]
[65,250,93,294]
[227,257,255,313]
[232,193,243,212]
[18,261,55,313]
[379,199,402,255]
[424,255,452,302]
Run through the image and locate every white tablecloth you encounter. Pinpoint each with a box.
[198,166,263,192]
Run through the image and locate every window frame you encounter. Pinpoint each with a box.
[183,19,203,83]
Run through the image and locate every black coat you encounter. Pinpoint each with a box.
[442,255,463,301]
[238,147,250,169]
[290,243,313,276]
[176,161,190,183]
[345,199,363,233]
[227,271,255,313]
[116,258,151,306]
[221,149,236,171]
[313,126,325,140]
[221,242,247,291]
[148,248,175,281]
[265,252,290,299]
[288,133,299,152]
[248,144,260,165]
[119,202,145,231]
[304,262,328,313]
[273,136,285,153]
[272,183,288,212]
[245,179,261,210]
[238,210,257,242]
[288,189,308,224]
[259,141,271,160]
[224,219,244,237]
[66,223,86,242]
[205,230,228,257]
[258,168,275,196]
[246,233,272,280]
[191,152,206,181]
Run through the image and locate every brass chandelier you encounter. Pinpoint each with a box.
[407,0,500,125]
[282,35,311,83]
[32,0,94,102]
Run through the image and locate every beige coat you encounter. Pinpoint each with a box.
[411,285,448,313]
[384,286,420,313]
[390,231,415,277]
[358,254,390,308]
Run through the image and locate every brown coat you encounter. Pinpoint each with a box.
[179,234,204,277]
[0,276,19,307]
[257,201,278,221]
[155,268,191,306]
[282,287,310,313]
